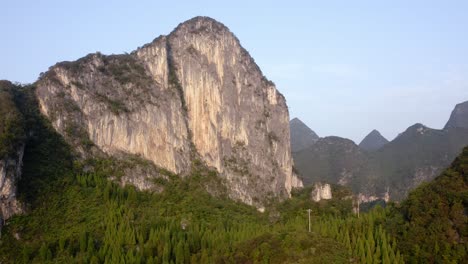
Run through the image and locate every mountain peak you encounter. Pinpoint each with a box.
[290,117,307,126]
[182,16,225,26]
[408,123,429,132]
[394,123,434,139]
[35,16,302,208]
[0,80,13,87]
[171,16,231,37]
[290,118,319,152]
[444,101,468,130]
[359,129,388,151]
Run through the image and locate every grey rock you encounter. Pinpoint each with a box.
[35,16,302,207]
[310,183,332,202]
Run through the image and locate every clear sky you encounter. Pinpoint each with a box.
[2,0,468,143]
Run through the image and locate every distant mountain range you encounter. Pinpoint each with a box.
[292,136,366,187]
[291,100,468,200]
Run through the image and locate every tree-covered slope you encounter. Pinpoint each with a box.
[387,146,468,263]
[5,86,461,263]
[0,81,27,221]
[0,85,405,263]
[373,124,468,200]
[0,80,25,158]
[292,136,377,194]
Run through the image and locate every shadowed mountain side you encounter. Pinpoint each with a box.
[444,100,468,130]
[293,136,379,194]
[290,118,319,152]
[359,129,388,151]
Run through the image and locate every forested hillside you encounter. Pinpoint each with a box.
[0,81,25,158]
[0,84,404,264]
[387,146,468,263]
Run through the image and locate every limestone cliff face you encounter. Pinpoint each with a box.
[165,17,300,202]
[36,52,192,176]
[0,145,24,222]
[310,183,332,202]
[35,16,302,206]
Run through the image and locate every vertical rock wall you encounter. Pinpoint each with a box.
[35,16,302,207]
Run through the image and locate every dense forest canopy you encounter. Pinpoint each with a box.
[0,81,25,158]
[0,84,404,264]
[0,83,466,263]
[387,146,468,263]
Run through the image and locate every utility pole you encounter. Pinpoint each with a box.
[307,209,312,232]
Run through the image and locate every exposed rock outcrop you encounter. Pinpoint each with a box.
[310,183,332,202]
[35,16,302,207]
[0,145,24,223]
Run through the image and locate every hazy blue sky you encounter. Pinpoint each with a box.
[2,1,468,142]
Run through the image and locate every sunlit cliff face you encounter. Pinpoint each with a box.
[35,17,302,208]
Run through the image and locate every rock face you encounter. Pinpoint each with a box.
[310,183,332,202]
[290,118,319,152]
[444,101,468,129]
[0,146,25,222]
[359,129,388,151]
[35,16,302,206]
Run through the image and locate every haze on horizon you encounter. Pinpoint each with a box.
[2,0,468,143]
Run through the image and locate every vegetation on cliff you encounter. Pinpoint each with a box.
[0,86,402,263]
[1,82,467,263]
[0,81,25,158]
